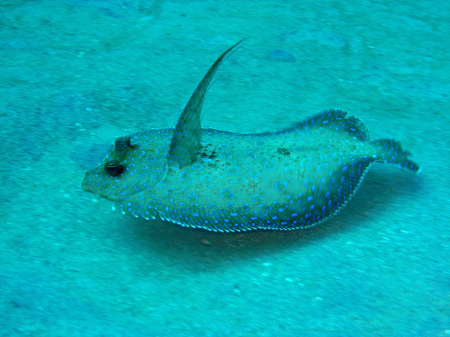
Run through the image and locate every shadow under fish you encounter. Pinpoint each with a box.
[82,40,420,233]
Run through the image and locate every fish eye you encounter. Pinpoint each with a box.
[104,161,124,177]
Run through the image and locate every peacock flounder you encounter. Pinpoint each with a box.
[82,41,420,232]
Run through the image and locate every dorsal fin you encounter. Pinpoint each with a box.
[168,40,243,168]
[297,109,370,141]
[274,109,370,141]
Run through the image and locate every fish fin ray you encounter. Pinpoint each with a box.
[371,138,421,173]
[274,109,370,141]
[168,40,244,168]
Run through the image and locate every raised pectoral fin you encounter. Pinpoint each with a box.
[168,40,244,168]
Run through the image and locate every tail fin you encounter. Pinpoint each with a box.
[371,139,421,173]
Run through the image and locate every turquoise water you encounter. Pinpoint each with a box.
[1,0,449,336]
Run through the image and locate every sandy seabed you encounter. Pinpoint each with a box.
[0,1,449,336]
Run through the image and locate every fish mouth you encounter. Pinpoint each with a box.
[81,170,99,194]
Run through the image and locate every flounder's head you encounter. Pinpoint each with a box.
[82,135,167,201]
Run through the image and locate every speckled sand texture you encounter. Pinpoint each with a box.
[0,1,449,336]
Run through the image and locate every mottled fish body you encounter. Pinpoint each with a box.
[82,41,419,232]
